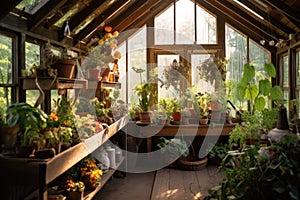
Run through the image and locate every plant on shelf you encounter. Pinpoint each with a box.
[80,156,103,190]
[158,98,177,121]
[65,179,85,192]
[83,26,122,80]
[132,67,156,122]
[6,103,47,152]
[197,92,211,119]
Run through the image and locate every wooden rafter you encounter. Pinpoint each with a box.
[238,0,294,35]
[62,0,107,38]
[73,0,139,45]
[111,0,162,32]
[263,0,300,29]
[196,0,275,52]
[28,0,71,31]
[0,0,23,20]
[204,0,282,41]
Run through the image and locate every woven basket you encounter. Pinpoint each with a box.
[177,155,208,171]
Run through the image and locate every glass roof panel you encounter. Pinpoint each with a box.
[16,0,50,14]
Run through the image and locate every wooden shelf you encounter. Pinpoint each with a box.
[20,77,88,90]
[87,80,121,89]
[83,157,125,200]
[0,115,129,199]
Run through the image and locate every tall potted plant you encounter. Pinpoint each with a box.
[132,67,156,122]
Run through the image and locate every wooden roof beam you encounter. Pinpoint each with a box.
[204,0,282,41]
[73,0,140,45]
[28,0,71,31]
[238,0,294,35]
[197,0,275,52]
[0,0,23,20]
[263,0,300,29]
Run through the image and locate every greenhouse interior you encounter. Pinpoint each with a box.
[1,0,300,199]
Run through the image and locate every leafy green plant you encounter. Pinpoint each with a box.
[205,134,300,200]
[236,62,282,113]
[207,143,230,161]
[197,92,211,119]
[132,67,156,111]
[157,137,189,158]
[6,102,47,147]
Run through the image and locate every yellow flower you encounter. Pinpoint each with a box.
[113,31,119,37]
[113,50,122,59]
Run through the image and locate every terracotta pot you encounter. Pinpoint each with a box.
[172,111,181,122]
[67,188,84,200]
[0,125,19,150]
[51,59,76,79]
[199,118,209,125]
[100,67,110,81]
[88,69,101,80]
[139,111,151,123]
[209,101,222,111]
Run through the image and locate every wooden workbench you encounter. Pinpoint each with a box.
[126,122,236,152]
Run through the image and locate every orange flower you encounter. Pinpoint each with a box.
[104,26,112,32]
[50,113,58,121]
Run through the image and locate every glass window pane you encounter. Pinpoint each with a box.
[128,27,147,104]
[249,40,270,82]
[225,24,247,83]
[155,4,174,44]
[176,0,195,44]
[191,54,214,92]
[297,51,300,92]
[0,35,13,84]
[25,42,41,105]
[157,55,180,99]
[16,0,49,14]
[0,87,12,109]
[283,55,289,87]
[116,43,126,102]
[196,5,216,44]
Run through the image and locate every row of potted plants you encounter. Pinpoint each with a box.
[0,96,107,158]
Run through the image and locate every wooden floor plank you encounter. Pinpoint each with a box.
[151,168,170,200]
[169,169,185,200]
[182,170,201,200]
[152,166,224,200]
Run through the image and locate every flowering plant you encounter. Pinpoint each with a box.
[80,157,103,189]
[83,26,122,72]
[65,179,85,192]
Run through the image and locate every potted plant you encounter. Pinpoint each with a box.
[132,67,156,122]
[197,92,211,124]
[181,108,191,125]
[157,137,189,165]
[206,143,230,165]
[6,102,48,156]
[65,179,85,200]
[0,103,19,152]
